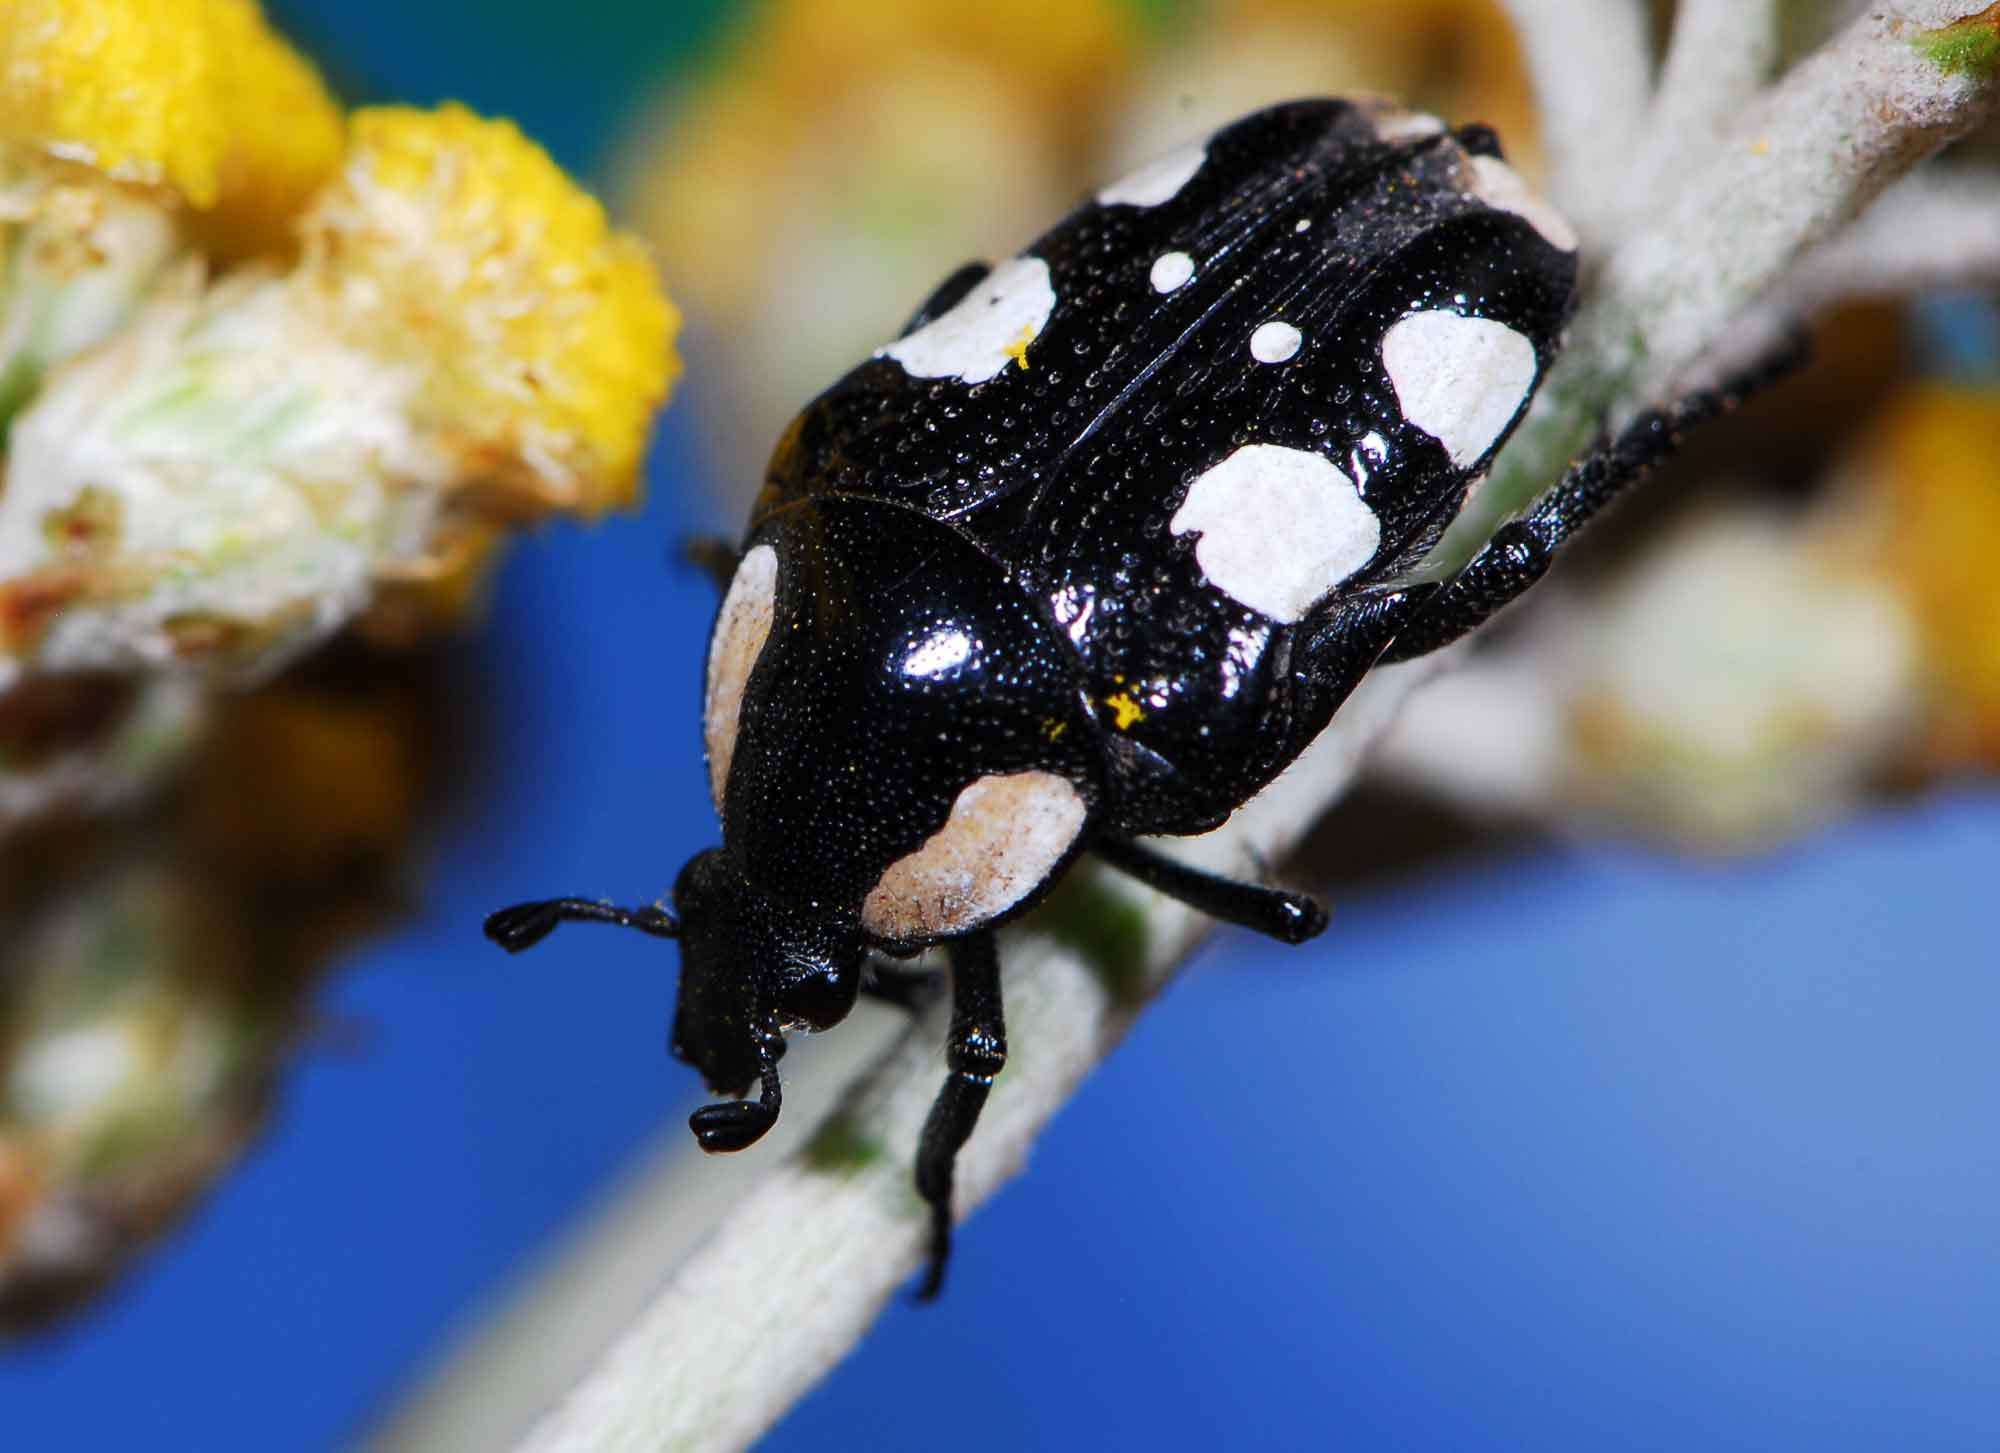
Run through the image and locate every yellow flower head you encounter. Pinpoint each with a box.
[0,0,218,198]
[199,0,346,255]
[300,103,680,513]
[0,0,342,248]
[753,0,1136,122]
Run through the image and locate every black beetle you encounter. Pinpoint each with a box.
[488,99,1777,1296]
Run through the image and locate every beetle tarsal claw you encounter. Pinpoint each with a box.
[689,1098,777,1154]
[482,900,568,952]
[1269,892,1331,945]
[689,1050,784,1153]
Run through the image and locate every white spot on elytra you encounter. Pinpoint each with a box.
[1372,108,1446,144]
[1381,311,1539,468]
[1097,140,1206,208]
[1149,251,1195,293]
[1171,444,1380,623]
[878,256,1055,383]
[704,544,777,812]
[862,771,1088,940]
[1250,320,1302,364]
[1467,154,1579,251]
[1294,218,1311,233]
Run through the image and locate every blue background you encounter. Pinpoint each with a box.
[4,5,1996,1449]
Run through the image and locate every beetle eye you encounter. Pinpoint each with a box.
[778,953,860,1032]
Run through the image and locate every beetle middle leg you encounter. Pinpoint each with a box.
[899,259,991,337]
[860,957,944,1013]
[682,536,742,594]
[914,929,1005,1301]
[1094,835,1328,944]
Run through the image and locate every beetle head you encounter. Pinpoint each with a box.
[669,848,864,1151]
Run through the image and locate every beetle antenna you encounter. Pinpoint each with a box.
[688,1029,784,1153]
[482,897,680,953]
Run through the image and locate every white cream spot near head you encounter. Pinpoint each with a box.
[877,256,1056,383]
[1381,311,1539,469]
[1097,140,1206,208]
[1149,250,1195,293]
[1250,320,1302,364]
[1171,444,1381,622]
[862,771,1087,941]
[704,544,777,813]
[1467,154,1579,251]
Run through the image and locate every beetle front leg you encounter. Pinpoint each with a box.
[689,1030,784,1153]
[483,896,679,952]
[914,930,1005,1301]
[1095,835,1328,944]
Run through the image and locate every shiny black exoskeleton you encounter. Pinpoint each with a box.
[486,99,1780,1297]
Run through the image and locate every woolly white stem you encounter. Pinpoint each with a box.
[1697,166,2000,384]
[483,6,2000,1450]
[1780,167,2000,308]
[1601,1,1996,394]
[1442,0,2000,562]
[1496,0,1656,238]
[1638,0,1783,192]
[513,660,1447,1453]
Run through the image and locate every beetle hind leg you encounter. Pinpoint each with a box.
[914,930,1006,1301]
[1094,835,1328,945]
[1379,334,1809,664]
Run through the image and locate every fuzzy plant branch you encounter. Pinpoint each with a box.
[503,6,1999,1450]
[1637,0,1783,193]
[1700,162,2000,391]
[1442,0,2000,564]
[1779,166,2000,308]
[514,660,1445,1453]
[1496,0,1656,238]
